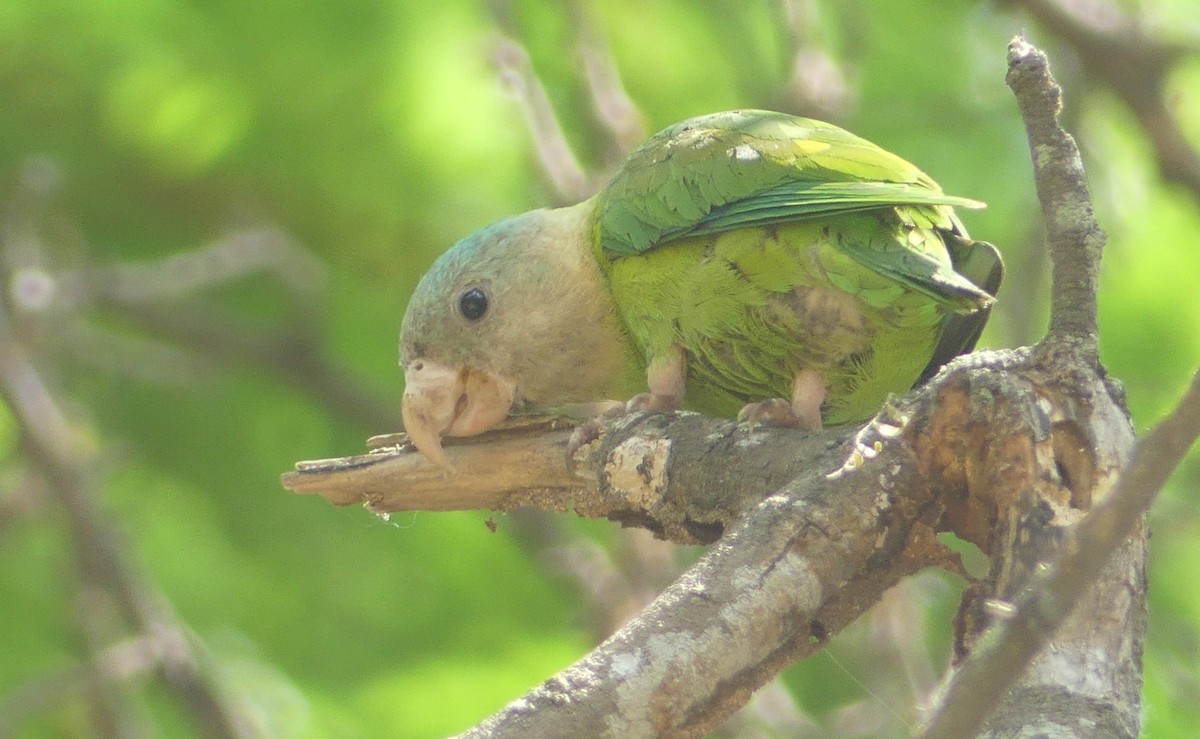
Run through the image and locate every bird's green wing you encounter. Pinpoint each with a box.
[684,181,981,236]
[595,110,977,254]
[594,109,992,308]
[916,237,1005,383]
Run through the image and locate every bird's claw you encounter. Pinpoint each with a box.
[567,419,604,470]
[565,399,640,470]
[737,398,823,432]
[625,392,681,414]
[826,398,910,479]
[738,368,826,432]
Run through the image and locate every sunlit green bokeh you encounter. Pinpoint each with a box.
[1,1,1197,736]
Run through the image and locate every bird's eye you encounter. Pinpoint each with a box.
[458,287,489,321]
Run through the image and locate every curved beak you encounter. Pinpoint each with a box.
[401,359,516,468]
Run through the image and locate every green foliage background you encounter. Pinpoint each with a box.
[1,1,1198,736]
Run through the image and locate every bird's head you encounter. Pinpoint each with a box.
[399,203,618,467]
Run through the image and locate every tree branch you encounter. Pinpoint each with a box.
[0,634,163,736]
[457,387,955,737]
[107,300,395,432]
[283,339,1141,735]
[919,368,1199,738]
[915,37,1154,739]
[568,0,648,156]
[1005,37,1104,358]
[284,414,843,544]
[490,37,594,204]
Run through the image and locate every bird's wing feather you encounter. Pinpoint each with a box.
[688,181,982,236]
[595,109,973,256]
[595,109,993,308]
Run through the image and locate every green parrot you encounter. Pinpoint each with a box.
[400,110,1001,467]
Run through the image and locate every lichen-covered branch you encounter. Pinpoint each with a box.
[283,338,1147,736]
[457,354,1020,738]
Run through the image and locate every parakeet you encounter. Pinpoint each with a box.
[400,110,1001,467]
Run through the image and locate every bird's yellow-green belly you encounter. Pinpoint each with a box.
[608,217,949,425]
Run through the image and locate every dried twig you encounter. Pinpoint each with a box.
[1006,37,1105,357]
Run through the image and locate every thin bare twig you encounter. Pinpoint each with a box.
[108,301,395,432]
[86,226,323,305]
[567,0,648,156]
[490,37,594,203]
[0,634,163,737]
[0,174,385,435]
[780,0,852,119]
[1005,37,1105,357]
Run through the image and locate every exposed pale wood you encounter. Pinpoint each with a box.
[283,418,585,512]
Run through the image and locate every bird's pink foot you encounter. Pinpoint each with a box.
[568,347,687,464]
[625,391,682,413]
[738,368,826,432]
[626,346,686,414]
[565,401,630,461]
[738,398,807,428]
